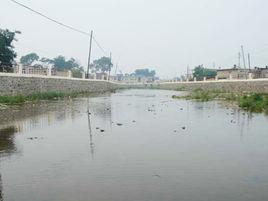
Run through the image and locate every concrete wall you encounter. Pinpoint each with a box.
[154,79,268,93]
[1,73,268,96]
[0,73,124,96]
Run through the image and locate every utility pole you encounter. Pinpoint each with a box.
[186,64,190,80]
[108,52,112,81]
[241,45,246,69]
[238,52,241,68]
[248,53,251,69]
[115,63,118,75]
[86,30,93,78]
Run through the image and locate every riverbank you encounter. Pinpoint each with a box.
[155,79,268,94]
[0,74,125,96]
[0,91,110,106]
[172,89,268,113]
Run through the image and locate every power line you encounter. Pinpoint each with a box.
[10,0,89,35]
[92,36,108,55]
[9,0,109,56]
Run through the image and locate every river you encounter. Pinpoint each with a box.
[0,89,268,201]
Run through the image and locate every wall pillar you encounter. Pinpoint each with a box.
[229,74,233,80]
[203,77,207,81]
[194,77,197,82]
[82,72,86,79]
[18,64,23,75]
[48,67,52,77]
[249,73,253,80]
[215,75,218,81]
[68,70,72,78]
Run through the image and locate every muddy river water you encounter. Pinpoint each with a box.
[0,89,268,201]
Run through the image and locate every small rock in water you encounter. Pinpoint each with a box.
[182,126,186,130]
[132,120,136,123]
[100,129,105,132]
[96,127,100,130]
[180,108,183,110]
[117,123,123,126]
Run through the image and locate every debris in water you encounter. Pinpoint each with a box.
[117,123,123,126]
[27,137,40,140]
[100,129,105,132]
[182,126,186,130]
[153,174,161,178]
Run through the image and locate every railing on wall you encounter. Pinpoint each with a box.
[0,65,116,82]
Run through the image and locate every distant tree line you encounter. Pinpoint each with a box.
[0,28,113,77]
[134,69,156,77]
[19,53,84,78]
[193,65,217,80]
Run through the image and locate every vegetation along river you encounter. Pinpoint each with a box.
[0,89,268,201]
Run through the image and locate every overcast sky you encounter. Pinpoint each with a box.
[1,0,268,78]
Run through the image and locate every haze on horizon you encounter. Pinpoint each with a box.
[1,0,268,78]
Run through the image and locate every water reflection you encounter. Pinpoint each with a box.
[0,100,86,132]
[0,126,19,158]
[0,174,3,201]
[191,100,260,141]
[87,98,94,158]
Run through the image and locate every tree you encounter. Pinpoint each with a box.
[91,57,113,73]
[71,67,84,78]
[134,69,156,77]
[0,29,19,72]
[193,65,217,80]
[51,55,71,70]
[42,55,84,78]
[40,57,52,66]
[20,53,39,66]
[43,55,80,71]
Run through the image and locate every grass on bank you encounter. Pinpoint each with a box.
[172,89,268,113]
[0,91,92,105]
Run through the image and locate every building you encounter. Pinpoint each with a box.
[15,65,49,76]
[251,67,268,79]
[15,64,71,77]
[217,65,268,80]
[217,65,250,80]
